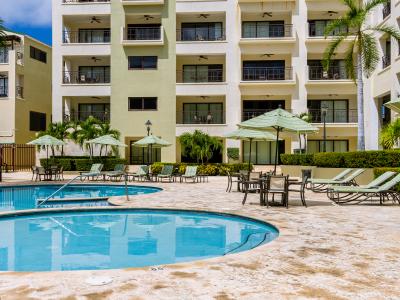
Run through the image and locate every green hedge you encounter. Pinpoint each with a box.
[40,157,127,171]
[281,150,400,168]
[373,167,400,191]
[150,163,252,176]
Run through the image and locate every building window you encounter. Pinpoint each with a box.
[180,22,223,41]
[29,111,46,131]
[128,56,157,70]
[182,65,223,82]
[243,140,285,165]
[0,77,8,97]
[78,66,110,83]
[242,21,285,38]
[78,103,110,122]
[308,20,348,37]
[307,140,349,153]
[307,100,349,123]
[130,141,161,164]
[182,103,224,124]
[381,94,391,126]
[242,60,286,80]
[128,97,158,110]
[30,46,47,63]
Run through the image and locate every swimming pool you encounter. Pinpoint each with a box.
[0,209,279,272]
[0,185,162,212]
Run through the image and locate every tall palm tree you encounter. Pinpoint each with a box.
[323,0,400,150]
[97,122,120,156]
[0,18,6,47]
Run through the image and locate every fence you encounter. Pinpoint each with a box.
[0,144,36,174]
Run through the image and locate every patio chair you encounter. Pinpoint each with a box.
[241,173,263,205]
[226,171,244,192]
[288,175,309,207]
[53,166,64,181]
[37,167,47,181]
[128,165,149,182]
[31,166,38,181]
[263,175,289,208]
[79,163,104,181]
[181,166,198,183]
[308,169,364,192]
[106,164,126,182]
[157,165,174,182]
[328,173,400,205]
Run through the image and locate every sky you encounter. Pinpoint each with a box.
[0,0,52,45]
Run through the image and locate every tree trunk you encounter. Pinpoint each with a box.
[357,53,365,150]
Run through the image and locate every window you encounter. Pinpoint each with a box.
[130,141,161,164]
[182,65,223,82]
[242,60,285,80]
[128,56,157,70]
[78,66,110,83]
[78,28,110,43]
[182,103,224,124]
[180,22,223,41]
[381,94,391,126]
[308,60,348,80]
[242,100,285,120]
[307,100,349,123]
[30,46,47,63]
[30,111,46,131]
[307,140,349,153]
[242,21,285,38]
[78,103,110,122]
[129,97,157,110]
[0,77,8,97]
[243,140,285,164]
[308,20,348,37]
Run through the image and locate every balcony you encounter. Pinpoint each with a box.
[242,109,292,121]
[242,24,293,39]
[64,111,110,123]
[176,28,225,42]
[308,22,348,38]
[16,86,23,99]
[63,30,110,44]
[308,109,358,123]
[177,69,224,83]
[121,26,164,46]
[308,66,351,80]
[177,110,225,125]
[382,55,391,69]
[121,0,164,5]
[382,3,391,19]
[63,70,110,84]
[62,0,110,3]
[242,67,293,81]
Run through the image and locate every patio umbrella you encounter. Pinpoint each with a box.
[384,97,400,113]
[238,108,318,173]
[84,134,127,156]
[224,128,278,173]
[27,135,66,166]
[133,135,171,165]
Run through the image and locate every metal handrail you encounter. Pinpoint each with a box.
[308,66,350,80]
[242,67,293,81]
[63,0,110,3]
[63,70,111,84]
[38,175,83,206]
[63,30,111,44]
[177,110,225,124]
[124,27,162,40]
[308,108,358,123]
[64,111,110,123]
[176,69,224,83]
[176,28,226,41]
[242,24,293,38]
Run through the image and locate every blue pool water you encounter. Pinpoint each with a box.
[0,209,279,271]
[0,185,161,212]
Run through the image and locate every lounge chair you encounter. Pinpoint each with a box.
[128,165,149,182]
[328,173,400,205]
[106,164,126,181]
[308,169,364,192]
[79,163,104,181]
[181,166,198,183]
[157,165,174,182]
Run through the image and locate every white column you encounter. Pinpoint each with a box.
[52,0,64,122]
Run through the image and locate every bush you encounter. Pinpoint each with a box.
[40,157,127,171]
[313,152,345,168]
[280,154,314,166]
[373,167,400,191]
[227,148,240,160]
[149,163,251,176]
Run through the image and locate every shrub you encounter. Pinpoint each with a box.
[40,157,127,171]
[227,148,240,160]
[373,167,400,191]
[149,163,251,176]
[313,152,345,168]
[280,154,314,166]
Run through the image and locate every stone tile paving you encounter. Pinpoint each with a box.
[0,174,399,299]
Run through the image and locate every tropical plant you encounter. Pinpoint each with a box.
[323,0,400,151]
[0,18,6,47]
[71,116,101,157]
[37,122,72,156]
[180,130,223,164]
[97,122,121,156]
[380,118,400,149]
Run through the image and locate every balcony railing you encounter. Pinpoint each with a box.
[63,30,110,44]
[383,3,391,19]
[124,27,162,41]
[242,24,293,38]
[177,110,225,124]
[308,23,348,37]
[308,66,350,80]
[0,86,7,97]
[16,86,23,98]
[177,69,224,83]
[242,109,292,121]
[308,109,358,123]
[62,0,110,3]
[176,28,226,41]
[382,55,391,68]
[64,111,110,123]
[63,71,110,84]
[242,67,293,81]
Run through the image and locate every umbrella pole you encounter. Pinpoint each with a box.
[46,146,49,168]
[274,128,281,175]
[248,138,252,177]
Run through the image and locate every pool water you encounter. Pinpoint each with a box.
[0,209,279,271]
[0,185,161,212]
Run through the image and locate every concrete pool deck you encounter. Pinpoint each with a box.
[0,173,399,299]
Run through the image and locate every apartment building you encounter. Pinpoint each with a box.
[52,0,397,164]
[0,31,52,144]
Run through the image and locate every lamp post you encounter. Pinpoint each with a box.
[145,120,152,165]
[321,104,328,152]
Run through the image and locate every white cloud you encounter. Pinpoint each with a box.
[0,0,52,27]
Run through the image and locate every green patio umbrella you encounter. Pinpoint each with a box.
[84,135,127,156]
[225,128,277,173]
[133,135,171,165]
[27,135,66,166]
[384,98,400,113]
[238,108,319,173]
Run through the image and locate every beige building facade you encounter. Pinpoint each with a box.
[0,31,52,144]
[52,0,398,164]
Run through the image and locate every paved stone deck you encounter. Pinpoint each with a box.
[0,173,399,299]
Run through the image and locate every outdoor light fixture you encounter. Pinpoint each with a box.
[321,104,329,152]
[145,120,152,136]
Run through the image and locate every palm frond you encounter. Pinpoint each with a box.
[364,0,390,13]
[323,35,348,70]
[359,32,380,77]
[344,38,357,80]
[324,19,351,38]
[342,0,359,12]
[367,24,400,42]
[0,18,6,47]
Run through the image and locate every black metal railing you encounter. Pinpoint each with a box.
[308,66,350,80]
[242,67,292,81]
[63,30,110,43]
[124,27,162,41]
[242,24,293,38]
[62,0,110,3]
[63,71,110,84]
[242,108,292,121]
[16,86,23,98]
[177,110,225,124]
[177,69,224,83]
[308,109,358,123]
[0,86,7,97]
[176,28,226,41]
[383,3,391,19]
[382,55,391,68]
[308,23,348,37]
[64,111,110,123]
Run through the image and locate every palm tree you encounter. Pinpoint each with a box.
[0,18,6,47]
[380,118,400,149]
[37,122,72,157]
[97,122,120,156]
[180,130,223,164]
[72,116,101,157]
[323,0,400,150]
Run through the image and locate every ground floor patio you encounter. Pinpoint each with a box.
[0,173,399,299]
